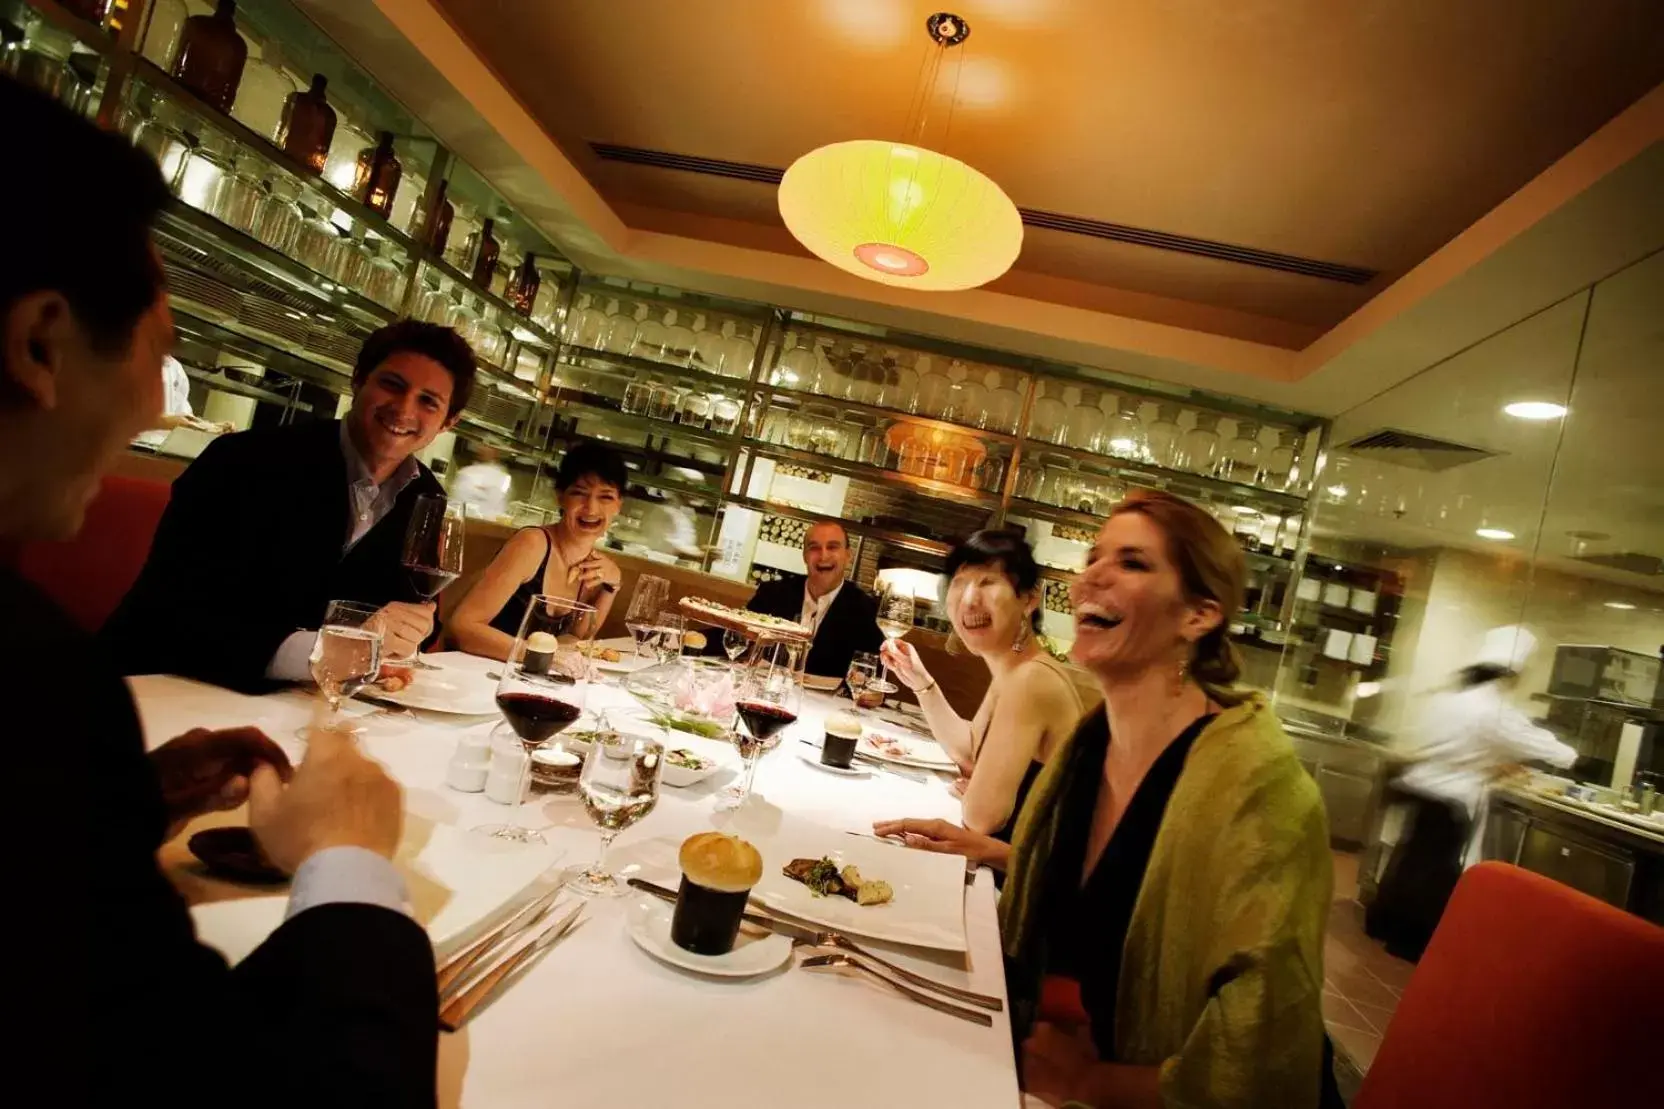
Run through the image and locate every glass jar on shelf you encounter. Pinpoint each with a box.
[724,323,757,379]
[229,41,294,141]
[975,454,1007,494]
[630,306,669,361]
[413,277,449,325]
[663,309,695,367]
[1224,420,1263,485]
[322,117,371,193]
[171,0,247,114]
[531,280,560,332]
[417,180,454,257]
[293,203,344,278]
[914,359,952,417]
[856,422,885,466]
[943,372,987,426]
[174,130,233,213]
[1177,411,1222,476]
[252,177,302,254]
[709,395,742,435]
[1029,391,1068,445]
[1260,428,1299,491]
[1013,459,1040,500]
[620,376,653,415]
[1105,396,1148,461]
[759,406,788,444]
[391,170,426,238]
[849,350,881,405]
[774,332,816,388]
[984,374,1021,434]
[209,155,263,235]
[364,241,404,310]
[691,314,726,373]
[1066,394,1101,451]
[1144,403,1181,469]
[275,73,335,175]
[602,298,637,354]
[333,232,372,290]
[656,384,688,422]
[565,293,604,348]
[784,411,814,451]
[677,390,712,427]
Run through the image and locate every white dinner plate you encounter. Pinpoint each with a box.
[625,896,791,978]
[860,729,957,771]
[365,658,500,716]
[189,823,564,964]
[726,809,968,951]
[795,746,870,778]
[802,673,844,693]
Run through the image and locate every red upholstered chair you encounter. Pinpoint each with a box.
[17,473,170,633]
[1354,861,1663,1109]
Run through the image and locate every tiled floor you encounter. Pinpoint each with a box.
[1322,851,1417,1074]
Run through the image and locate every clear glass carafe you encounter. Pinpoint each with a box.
[775,333,817,389]
[252,177,302,254]
[1144,403,1182,469]
[1177,412,1222,477]
[724,323,757,379]
[944,373,987,426]
[364,241,404,310]
[692,314,726,373]
[1030,393,1068,445]
[1105,396,1147,461]
[1225,421,1263,485]
[1066,397,1102,451]
[210,155,264,235]
[293,204,344,278]
[1261,428,1299,491]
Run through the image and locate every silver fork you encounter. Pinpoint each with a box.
[800,951,993,1026]
[790,913,1003,1011]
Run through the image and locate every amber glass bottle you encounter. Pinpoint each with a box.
[171,0,247,114]
[506,254,540,316]
[276,73,335,175]
[351,131,402,218]
[423,180,455,256]
[469,219,499,290]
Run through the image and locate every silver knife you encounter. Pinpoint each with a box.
[437,875,569,998]
[624,878,1003,1011]
[439,902,584,1031]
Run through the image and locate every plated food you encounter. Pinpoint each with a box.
[783,857,894,906]
[678,597,811,640]
[860,730,957,771]
[577,642,623,663]
[660,744,725,788]
[666,748,713,771]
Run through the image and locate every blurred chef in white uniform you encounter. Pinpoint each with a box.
[1368,625,1577,959]
[132,355,232,449]
[449,445,513,522]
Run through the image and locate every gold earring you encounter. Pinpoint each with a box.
[1173,656,1189,696]
[1012,621,1029,653]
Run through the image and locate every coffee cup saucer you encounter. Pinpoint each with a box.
[795,746,871,777]
[624,896,792,978]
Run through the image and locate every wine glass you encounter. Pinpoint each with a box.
[653,611,686,665]
[307,600,383,729]
[624,574,670,662]
[845,650,879,710]
[873,581,916,696]
[390,495,466,670]
[474,594,596,844]
[722,627,750,663]
[720,632,805,810]
[573,730,665,897]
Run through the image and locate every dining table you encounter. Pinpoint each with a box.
[131,648,1022,1109]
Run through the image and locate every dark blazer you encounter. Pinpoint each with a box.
[102,419,443,693]
[4,566,437,1107]
[747,574,884,678]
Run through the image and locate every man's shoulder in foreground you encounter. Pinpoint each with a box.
[182,418,341,479]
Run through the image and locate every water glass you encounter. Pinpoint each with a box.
[308,600,383,724]
[624,575,671,661]
[574,731,664,896]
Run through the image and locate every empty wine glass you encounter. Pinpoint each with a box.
[653,611,687,665]
[722,627,750,663]
[474,594,596,844]
[574,730,664,896]
[624,575,670,661]
[307,600,383,729]
[720,633,804,810]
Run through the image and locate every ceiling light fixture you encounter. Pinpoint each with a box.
[778,12,1022,291]
[1475,527,1515,541]
[1604,601,1637,611]
[1503,401,1568,420]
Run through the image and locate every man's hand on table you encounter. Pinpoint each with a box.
[871,818,1010,870]
[151,726,293,838]
[248,724,404,873]
[369,601,435,661]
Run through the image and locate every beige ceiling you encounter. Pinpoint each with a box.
[428,0,1664,336]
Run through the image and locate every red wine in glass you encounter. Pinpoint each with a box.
[736,700,796,743]
[404,563,460,600]
[496,691,582,745]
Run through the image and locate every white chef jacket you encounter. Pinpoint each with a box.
[1396,681,1578,819]
[133,355,193,448]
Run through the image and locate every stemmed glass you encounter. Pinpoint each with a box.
[307,600,383,730]
[722,627,750,663]
[474,594,596,844]
[653,611,687,665]
[873,581,916,697]
[624,574,670,662]
[574,731,665,897]
[720,632,805,810]
[845,650,879,709]
[391,494,466,670]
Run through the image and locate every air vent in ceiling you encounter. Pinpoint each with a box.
[589,142,1378,285]
[1338,429,1499,472]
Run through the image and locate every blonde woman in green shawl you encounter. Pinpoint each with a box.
[877,491,1337,1109]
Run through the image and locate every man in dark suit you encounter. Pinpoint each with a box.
[0,77,435,1105]
[102,318,476,692]
[746,520,883,677]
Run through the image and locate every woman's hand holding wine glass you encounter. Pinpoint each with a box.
[879,638,934,692]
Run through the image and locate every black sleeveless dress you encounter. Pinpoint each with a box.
[488,528,554,638]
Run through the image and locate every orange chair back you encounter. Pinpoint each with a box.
[17,474,170,633]
[1354,861,1663,1109]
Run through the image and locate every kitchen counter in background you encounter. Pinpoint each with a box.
[1487,786,1664,925]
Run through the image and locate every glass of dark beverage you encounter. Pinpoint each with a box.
[389,495,466,672]
[474,594,596,844]
[720,632,804,810]
[574,730,664,897]
[671,832,763,955]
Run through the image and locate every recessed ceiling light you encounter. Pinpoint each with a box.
[1476,527,1515,540]
[1503,401,1567,420]
[1604,601,1637,611]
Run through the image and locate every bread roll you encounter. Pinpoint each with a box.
[679,831,763,893]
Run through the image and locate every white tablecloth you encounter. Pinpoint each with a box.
[128,652,1020,1109]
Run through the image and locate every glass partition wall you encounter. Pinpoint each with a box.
[1273,248,1664,802]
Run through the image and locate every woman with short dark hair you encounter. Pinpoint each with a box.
[881,528,1090,841]
[450,440,627,657]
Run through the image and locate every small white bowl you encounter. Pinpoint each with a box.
[660,745,726,788]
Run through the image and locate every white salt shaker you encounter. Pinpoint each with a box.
[484,734,528,805]
[445,729,494,794]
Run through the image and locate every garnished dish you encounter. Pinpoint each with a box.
[783,857,894,906]
[864,733,910,759]
[678,597,811,640]
[666,748,714,772]
[577,642,624,663]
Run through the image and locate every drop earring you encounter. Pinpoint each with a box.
[1012,621,1029,653]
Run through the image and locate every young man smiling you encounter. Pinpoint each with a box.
[103,319,477,691]
[745,520,882,678]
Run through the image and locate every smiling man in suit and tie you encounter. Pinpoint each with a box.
[745,521,883,678]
